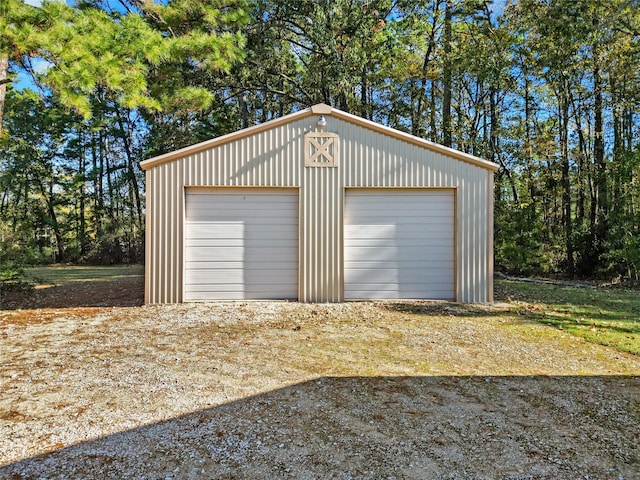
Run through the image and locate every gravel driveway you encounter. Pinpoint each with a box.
[1,301,639,479]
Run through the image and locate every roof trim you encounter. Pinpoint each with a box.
[311,103,333,114]
[141,103,499,172]
[328,107,499,171]
[140,107,314,170]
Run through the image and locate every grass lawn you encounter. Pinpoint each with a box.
[6,265,640,356]
[1,265,144,310]
[24,264,144,286]
[495,279,640,355]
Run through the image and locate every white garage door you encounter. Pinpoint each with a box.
[344,190,455,300]
[184,189,298,301]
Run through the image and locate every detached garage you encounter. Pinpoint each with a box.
[141,104,498,304]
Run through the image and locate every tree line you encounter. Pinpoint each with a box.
[1,0,639,281]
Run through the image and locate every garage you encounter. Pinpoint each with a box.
[344,189,455,300]
[141,103,498,304]
[184,189,298,301]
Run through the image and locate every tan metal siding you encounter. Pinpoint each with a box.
[300,165,342,302]
[488,173,495,302]
[335,116,492,302]
[144,112,494,304]
[145,119,309,303]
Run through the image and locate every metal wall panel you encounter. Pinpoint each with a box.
[335,116,492,302]
[300,165,342,302]
[143,111,494,304]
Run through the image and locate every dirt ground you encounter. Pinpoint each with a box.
[1,279,639,479]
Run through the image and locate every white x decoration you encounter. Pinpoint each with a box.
[304,132,339,167]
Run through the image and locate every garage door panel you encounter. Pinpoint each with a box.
[185,213,298,224]
[343,217,453,226]
[186,225,298,240]
[345,238,453,248]
[345,246,453,263]
[187,199,296,208]
[350,203,453,220]
[347,283,454,293]
[345,223,453,237]
[185,287,297,301]
[347,191,453,200]
[185,238,298,248]
[344,190,454,300]
[344,260,454,270]
[344,207,453,217]
[187,212,297,221]
[184,190,298,301]
[348,282,454,292]
[185,238,246,248]
[345,272,454,285]
[345,236,453,247]
[345,266,454,280]
[186,246,297,262]
[185,261,298,272]
[344,283,451,300]
[187,284,297,294]
[187,193,297,203]
[184,261,245,270]
[185,268,297,284]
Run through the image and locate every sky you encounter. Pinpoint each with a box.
[12,1,44,90]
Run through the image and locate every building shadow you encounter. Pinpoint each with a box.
[2,375,638,479]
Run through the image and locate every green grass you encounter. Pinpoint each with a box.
[25,265,144,286]
[495,279,640,355]
[14,266,640,356]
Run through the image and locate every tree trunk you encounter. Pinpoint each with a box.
[240,95,249,129]
[0,54,8,134]
[523,72,535,201]
[560,87,574,274]
[593,36,607,230]
[568,96,588,228]
[103,131,116,221]
[360,62,368,119]
[490,87,518,204]
[413,10,438,137]
[114,108,143,231]
[442,0,452,147]
[39,181,65,262]
[429,81,437,142]
[610,76,623,217]
[79,129,87,256]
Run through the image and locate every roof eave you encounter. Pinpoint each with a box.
[327,107,499,172]
[140,107,314,171]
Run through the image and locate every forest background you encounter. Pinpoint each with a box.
[1,0,639,285]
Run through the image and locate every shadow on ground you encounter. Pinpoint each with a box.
[2,376,638,479]
[0,277,144,310]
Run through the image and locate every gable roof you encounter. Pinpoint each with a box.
[140,103,499,172]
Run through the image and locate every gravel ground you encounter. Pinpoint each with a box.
[1,301,639,479]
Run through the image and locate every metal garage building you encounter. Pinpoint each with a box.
[140,104,498,304]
